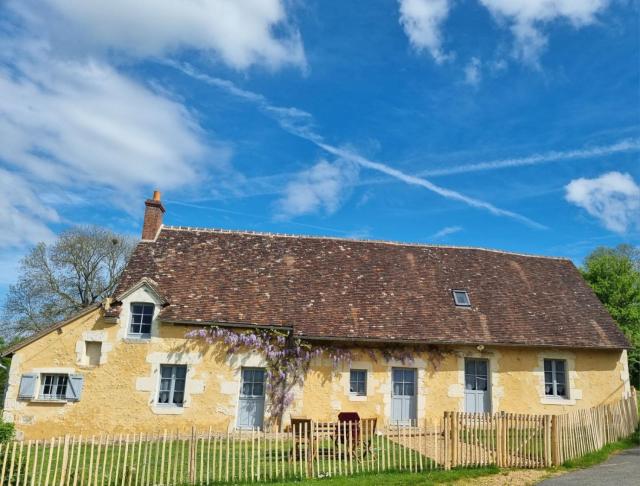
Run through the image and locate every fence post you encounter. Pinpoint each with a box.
[58,434,70,486]
[542,416,551,467]
[441,412,449,470]
[551,415,560,467]
[189,427,196,484]
[451,412,459,468]
[495,413,503,468]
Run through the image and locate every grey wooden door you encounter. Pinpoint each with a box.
[237,368,265,429]
[464,358,491,413]
[391,368,417,425]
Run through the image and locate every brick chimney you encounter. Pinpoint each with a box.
[141,190,165,240]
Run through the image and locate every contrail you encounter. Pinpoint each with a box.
[168,62,547,229]
[419,139,640,177]
[314,143,547,229]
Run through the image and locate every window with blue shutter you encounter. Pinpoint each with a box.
[18,374,38,400]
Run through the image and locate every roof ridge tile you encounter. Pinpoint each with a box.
[159,225,570,261]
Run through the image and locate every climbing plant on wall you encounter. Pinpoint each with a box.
[186,326,449,429]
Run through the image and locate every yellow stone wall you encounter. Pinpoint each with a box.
[3,302,631,440]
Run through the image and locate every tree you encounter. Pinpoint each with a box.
[2,226,136,337]
[581,244,640,388]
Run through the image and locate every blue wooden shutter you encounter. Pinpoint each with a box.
[66,374,84,402]
[18,374,38,400]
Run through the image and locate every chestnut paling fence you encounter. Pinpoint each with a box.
[0,391,637,485]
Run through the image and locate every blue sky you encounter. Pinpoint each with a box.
[0,0,639,300]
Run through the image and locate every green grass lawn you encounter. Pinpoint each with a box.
[1,434,441,485]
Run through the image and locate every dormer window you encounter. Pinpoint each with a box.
[453,290,471,307]
[129,303,154,338]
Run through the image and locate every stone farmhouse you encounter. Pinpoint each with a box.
[2,192,631,439]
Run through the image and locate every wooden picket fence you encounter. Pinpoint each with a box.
[0,391,636,485]
[445,389,638,469]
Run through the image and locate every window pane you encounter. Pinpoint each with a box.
[555,360,565,372]
[242,383,252,396]
[454,291,470,306]
[404,383,414,396]
[161,366,173,378]
[465,360,474,375]
[393,382,402,395]
[174,379,186,393]
[158,391,170,403]
[130,303,154,336]
[253,383,264,397]
[556,384,566,397]
[404,370,414,383]
[545,371,553,384]
[160,378,171,391]
[465,375,475,390]
[172,392,184,405]
[545,384,554,395]
[477,361,487,376]
[175,366,187,379]
[254,370,265,382]
[544,360,552,372]
[476,377,488,391]
[393,369,403,382]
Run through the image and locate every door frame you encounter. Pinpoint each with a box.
[463,357,492,413]
[236,366,266,430]
[390,367,418,425]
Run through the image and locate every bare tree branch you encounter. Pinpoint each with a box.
[1,226,136,337]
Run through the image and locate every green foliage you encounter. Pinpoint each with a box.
[561,437,636,470]
[581,245,640,387]
[0,420,14,443]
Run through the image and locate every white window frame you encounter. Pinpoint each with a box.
[39,373,68,401]
[157,364,187,407]
[452,290,471,307]
[349,369,367,396]
[128,302,154,339]
[544,359,568,398]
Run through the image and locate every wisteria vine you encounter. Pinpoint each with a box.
[186,326,448,428]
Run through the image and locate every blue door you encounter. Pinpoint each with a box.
[237,368,266,430]
[391,368,417,425]
[464,359,491,413]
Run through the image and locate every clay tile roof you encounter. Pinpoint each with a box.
[112,226,630,350]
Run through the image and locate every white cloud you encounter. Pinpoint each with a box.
[9,0,305,70]
[565,172,640,234]
[431,225,463,239]
[0,168,58,248]
[275,159,359,219]
[478,0,610,64]
[0,44,223,191]
[398,0,451,63]
[0,42,232,247]
[464,57,482,85]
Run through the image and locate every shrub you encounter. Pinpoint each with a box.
[0,420,14,443]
